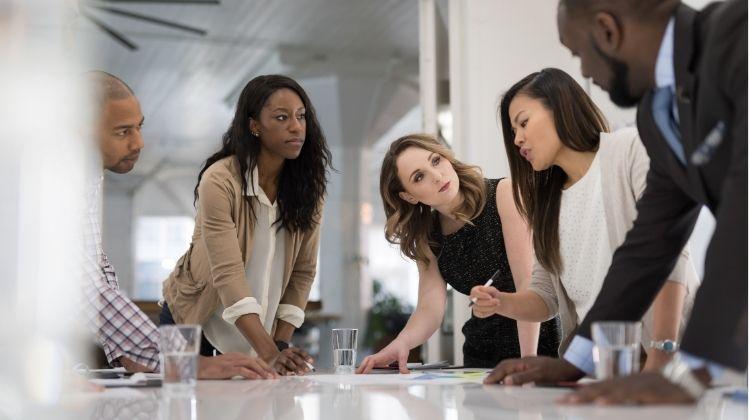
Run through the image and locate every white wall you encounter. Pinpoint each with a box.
[449,0,635,178]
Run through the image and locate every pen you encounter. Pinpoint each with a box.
[288,343,316,372]
[468,269,501,307]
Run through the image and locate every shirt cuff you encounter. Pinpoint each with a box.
[276,304,305,328]
[221,297,262,324]
[680,351,724,381]
[563,335,596,376]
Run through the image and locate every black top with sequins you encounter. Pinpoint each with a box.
[430,178,560,367]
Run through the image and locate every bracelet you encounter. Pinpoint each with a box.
[649,339,680,353]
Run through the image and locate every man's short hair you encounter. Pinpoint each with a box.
[86,70,134,105]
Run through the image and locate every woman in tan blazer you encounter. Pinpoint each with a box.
[161,75,332,376]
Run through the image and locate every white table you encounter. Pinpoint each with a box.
[54,371,747,420]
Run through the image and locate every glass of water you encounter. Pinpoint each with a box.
[592,321,641,380]
[159,325,201,393]
[332,328,358,374]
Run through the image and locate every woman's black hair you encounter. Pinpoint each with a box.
[194,75,333,232]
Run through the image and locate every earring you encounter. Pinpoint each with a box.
[252,131,259,137]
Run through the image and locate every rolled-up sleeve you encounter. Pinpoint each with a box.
[276,304,306,328]
[221,297,263,324]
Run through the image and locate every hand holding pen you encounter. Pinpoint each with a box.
[273,347,316,376]
[468,269,503,318]
[468,269,501,307]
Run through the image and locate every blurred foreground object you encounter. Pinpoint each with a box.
[0,0,92,418]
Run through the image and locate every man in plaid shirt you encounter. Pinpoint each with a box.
[83,71,276,380]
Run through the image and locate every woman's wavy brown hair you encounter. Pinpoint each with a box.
[380,134,486,265]
[499,68,608,275]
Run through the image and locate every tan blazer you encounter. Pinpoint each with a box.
[162,156,322,326]
[528,127,700,354]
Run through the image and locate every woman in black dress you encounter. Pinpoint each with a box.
[357,134,559,372]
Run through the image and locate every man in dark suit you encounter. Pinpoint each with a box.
[484,0,747,404]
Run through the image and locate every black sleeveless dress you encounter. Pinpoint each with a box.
[430,178,561,368]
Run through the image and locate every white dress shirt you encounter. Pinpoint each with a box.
[203,167,288,355]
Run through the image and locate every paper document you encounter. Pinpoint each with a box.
[294,370,488,386]
[88,372,162,388]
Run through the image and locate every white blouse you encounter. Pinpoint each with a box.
[203,167,288,356]
[558,153,613,322]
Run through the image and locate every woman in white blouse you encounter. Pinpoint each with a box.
[471,68,699,371]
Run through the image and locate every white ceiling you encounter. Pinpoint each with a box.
[74,0,420,177]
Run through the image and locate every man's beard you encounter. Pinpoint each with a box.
[591,39,642,107]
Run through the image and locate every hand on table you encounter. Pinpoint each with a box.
[198,353,278,380]
[558,371,698,405]
[469,285,502,318]
[118,356,151,373]
[356,339,411,374]
[267,347,314,376]
[484,356,584,385]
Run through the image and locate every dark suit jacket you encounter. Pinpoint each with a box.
[577,0,747,371]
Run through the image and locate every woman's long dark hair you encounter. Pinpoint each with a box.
[498,68,608,275]
[194,75,332,233]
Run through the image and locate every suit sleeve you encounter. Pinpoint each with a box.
[629,131,695,289]
[680,1,747,370]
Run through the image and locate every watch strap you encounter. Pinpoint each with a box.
[275,340,290,351]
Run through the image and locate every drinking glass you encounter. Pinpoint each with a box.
[159,325,201,393]
[592,321,641,380]
[331,328,358,374]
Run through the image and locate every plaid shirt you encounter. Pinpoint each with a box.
[81,174,161,372]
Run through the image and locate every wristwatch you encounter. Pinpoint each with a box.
[660,355,707,399]
[275,340,290,351]
[650,339,680,353]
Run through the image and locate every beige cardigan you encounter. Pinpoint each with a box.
[162,156,322,327]
[528,127,700,354]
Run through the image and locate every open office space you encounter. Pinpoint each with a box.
[0,0,746,419]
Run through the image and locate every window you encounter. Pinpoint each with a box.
[309,248,321,302]
[134,216,194,300]
[367,224,419,307]
[134,216,322,303]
